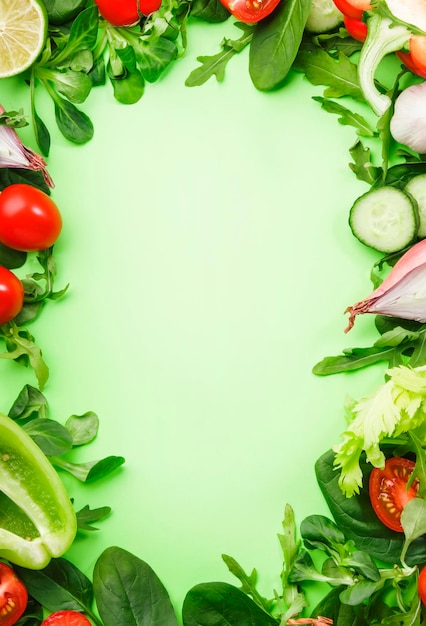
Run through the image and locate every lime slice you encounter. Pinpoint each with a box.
[0,0,47,78]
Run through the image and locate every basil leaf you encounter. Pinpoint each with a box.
[15,557,94,614]
[249,0,312,91]
[93,546,179,626]
[23,418,73,456]
[0,167,50,193]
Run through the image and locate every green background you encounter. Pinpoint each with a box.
[1,16,387,619]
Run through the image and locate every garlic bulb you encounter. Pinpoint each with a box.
[390,81,426,154]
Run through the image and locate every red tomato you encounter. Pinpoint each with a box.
[396,50,426,79]
[219,0,281,23]
[41,611,92,626]
[94,0,162,25]
[369,457,419,533]
[0,562,28,626]
[0,184,62,252]
[0,267,24,325]
[408,35,426,77]
[332,0,369,20]
[419,566,426,605]
[344,14,367,42]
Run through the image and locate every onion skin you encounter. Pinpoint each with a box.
[390,82,426,154]
[345,239,426,331]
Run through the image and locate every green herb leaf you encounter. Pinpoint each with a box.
[94,546,179,626]
[15,557,94,614]
[65,411,99,446]
[76,504,111,531]
[51,455,125,482]
[190,0,230,22]
[249,0,311,91]
[295,48,363,100]
[0,323,49,390]
[185,23,254,86]
[23,418,73,456]
[0,243,27,270]
[349,139,383,185]
[182,581,277,626]
[135,37,178,83]
[313,96,377,137]
[109,71,145,105]
[8,384,48,421]
[49,5,99,67]
[54,96,94,145]
[221,555,274,614]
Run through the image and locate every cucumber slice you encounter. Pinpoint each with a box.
[405,174,426,239]
[348,186,418,253]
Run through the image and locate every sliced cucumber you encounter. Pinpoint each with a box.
[348,186,418,253]
[405,174,426,239]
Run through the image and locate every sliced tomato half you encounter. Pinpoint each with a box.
[219,0,281,23]
[369,457,419,533]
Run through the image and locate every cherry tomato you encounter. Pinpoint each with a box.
[41,611,92,626]
[0,562,28,626]
[219,0,281,23]
[419,566,426,605]
[0,184,62,252]
[332,0,370,20]
[396,50,426,79]
[344,14,367,42]
[408,35,426,77]
[369,457,419,533]
[0,267,24,325]
[94,0,162,25]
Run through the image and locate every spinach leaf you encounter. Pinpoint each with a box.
[93,546,179,626]
[15,557,94,615]
[311,586,369,625]
[42,0,87,25]
[190,0,231,22]
[315,449,426,566]
[182,581,277,626]
[249,0,312,90]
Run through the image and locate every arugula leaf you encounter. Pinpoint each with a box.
[185,23,254,86]
[222,555,275,615]
[295,48,363,100]
[349,139,383,185]
[94,546,179,626]
[312,96,377,137]
[248,0,311,91]
[0,323,49,390]
[76,504,111,531]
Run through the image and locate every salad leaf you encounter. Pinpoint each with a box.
[333,365,426,496]
[93,546,179,626]
[248,0,312,90]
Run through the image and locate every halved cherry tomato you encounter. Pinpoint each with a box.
[94,0,162,25]
[219,0,281,23]
[344,14,367,42]
[41,610,92,625]
[0,562,28,626]
[419,566,426,605]
[0,267,24,325]
[369,457,419,533]
[408,35,426,77]
[332,0,370,20]
[396,50,426,79]
[0,184,62,252]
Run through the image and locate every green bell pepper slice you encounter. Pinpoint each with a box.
[0,412,77,569]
